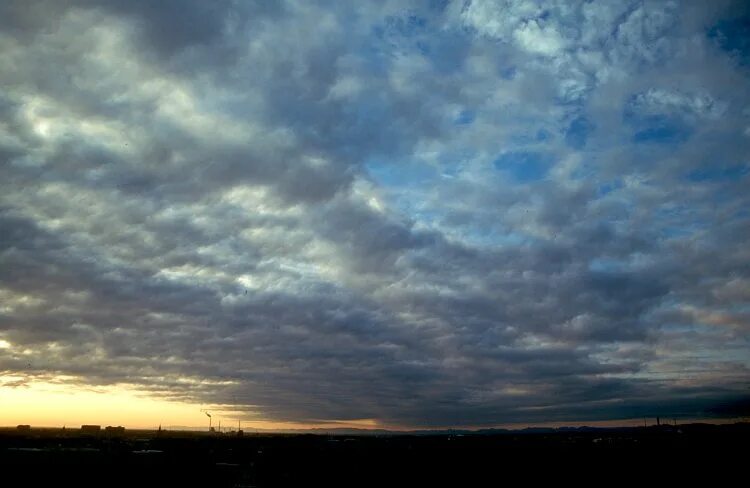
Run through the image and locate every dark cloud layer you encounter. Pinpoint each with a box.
[1,0,748,427]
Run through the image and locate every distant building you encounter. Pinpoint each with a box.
[16,425,31,432]
[105,426,125,436]
[81,425,101,434]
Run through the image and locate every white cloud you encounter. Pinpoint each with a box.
[631,88,727,119]
[513,19,567,56]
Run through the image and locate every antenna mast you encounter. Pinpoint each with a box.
[200,410,212,431]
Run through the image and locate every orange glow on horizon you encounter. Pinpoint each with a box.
[1,376,208,429]
[1,376,741,431]
[0,375,381,431]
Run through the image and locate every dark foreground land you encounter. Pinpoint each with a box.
[1,423,747,487]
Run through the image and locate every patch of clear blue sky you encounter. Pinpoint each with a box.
[365,156,535,248]
[365,159,437,188]
[454,109,475,126]
[652,203,710,240]
[708,15,750,66]
[499,66,517,80]
[565,115,594,149]
[364,158,445,229]
[621,90,694,145]
[536,129,551,141]
[622,110,693,145]
[493,151,553,182]
[370,6,473,77]
[632,119,692,144]
[597,179,623,197]
[687,164,749,183]
[505,127,552,146]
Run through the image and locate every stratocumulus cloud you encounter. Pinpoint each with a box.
[0,0,748,427]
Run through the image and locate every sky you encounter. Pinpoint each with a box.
[0,0,749,430]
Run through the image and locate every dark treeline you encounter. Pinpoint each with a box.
[1,423,747,487]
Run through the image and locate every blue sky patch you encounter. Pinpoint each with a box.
[632,115,692,144]
[708,16,750,66]
[687,164,749,183]
[366,160,437,188]
[382,13,427,38]
[565,116,594,149]
[454,109,475,125]
[493,151,552,182]
[597,179,623,197]
[500,66,517,80]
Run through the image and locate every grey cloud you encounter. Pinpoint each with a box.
[0,0,748,428]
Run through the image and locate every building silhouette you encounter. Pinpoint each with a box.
[81,425,101,434]
[105,426,125,436]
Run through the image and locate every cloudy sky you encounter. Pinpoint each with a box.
[1,0,749,429]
